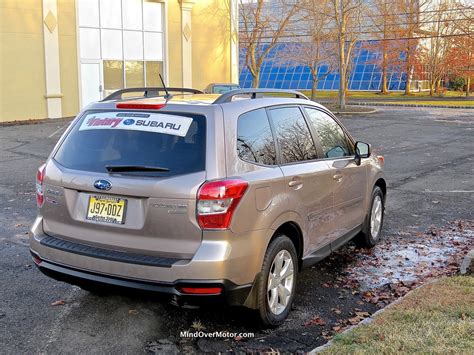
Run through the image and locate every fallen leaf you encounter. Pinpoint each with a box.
[51,300,65,306]
[128,309,138,315]
[304,316,326,327]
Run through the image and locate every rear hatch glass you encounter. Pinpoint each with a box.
[54,110,206,176]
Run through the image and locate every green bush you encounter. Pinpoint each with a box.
[450,77,465,91]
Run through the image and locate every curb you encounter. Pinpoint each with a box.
[318,101,474,109]
[308,278,443,354]
[0,116,74,127]
[332,108,378,115]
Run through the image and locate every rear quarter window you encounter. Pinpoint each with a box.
[54,110,206,177]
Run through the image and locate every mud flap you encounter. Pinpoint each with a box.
[243,272,262,309]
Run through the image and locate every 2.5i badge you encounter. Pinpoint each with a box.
[79,112,193,137]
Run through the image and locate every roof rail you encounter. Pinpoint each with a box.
[102,87,204,101]
[213,89,309,104]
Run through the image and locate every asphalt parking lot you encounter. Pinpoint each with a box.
[1,107,473,353]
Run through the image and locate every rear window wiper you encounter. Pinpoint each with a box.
[105,165,170,173]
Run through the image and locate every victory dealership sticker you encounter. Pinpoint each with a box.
[79,112,193,137]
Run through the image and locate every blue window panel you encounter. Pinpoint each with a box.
[352,73,362,80]
[301,74,310,81]
[365,64,375,72]
[270,68,279,74]
[317,80,325,90]
[261,74,270,81]
[289,81,299,89]
[323,80,333,90]
[349,81,360,90]
[318,64,329,73]
[332,80,340,90]
[399,82,406,90]
[369,81,380,90]
[355,64,365,73]
[388,80,400,90]
[295,66,304,73]
[362,73,373,80]
[360,81,371,90]
[274,81,283,89]
[276,73,285,80]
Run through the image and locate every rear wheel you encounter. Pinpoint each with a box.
[256,234,297,327]
[355,186,384,248]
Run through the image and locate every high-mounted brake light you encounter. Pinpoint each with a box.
[36,164,46,207]
[197,179,249,230]
[116,103,166,110]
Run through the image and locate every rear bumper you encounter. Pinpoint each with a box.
[31,250,252,306]
[29,216,269,306]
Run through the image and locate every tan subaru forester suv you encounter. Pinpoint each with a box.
[30,88,386,327]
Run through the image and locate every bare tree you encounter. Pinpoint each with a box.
[328,0,365,109]
[366,0,405,94]
[450,0,474,97]
[278,0,336,100]
[396,0,433,95]
[239,0,299,88]
[418,0,458,95]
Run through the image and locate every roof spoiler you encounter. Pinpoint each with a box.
[213,89,309,104]
[102,87,204,101]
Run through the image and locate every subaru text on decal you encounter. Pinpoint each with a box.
[30,87,386,327]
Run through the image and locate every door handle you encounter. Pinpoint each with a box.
[288,177,303,189]
[333,173,343,182]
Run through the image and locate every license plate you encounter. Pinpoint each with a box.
[86,195,127,225]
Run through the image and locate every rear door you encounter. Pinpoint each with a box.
[303,107,367,244]
[42,109,207,259]
[267,106,336,255]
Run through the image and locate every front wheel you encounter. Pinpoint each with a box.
[355,186,385,248]
[256,234,298,327]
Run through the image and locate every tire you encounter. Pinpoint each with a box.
[256,234,298,327]
[355,186,384,248]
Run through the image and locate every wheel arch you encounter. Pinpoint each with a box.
[270,221,304,271]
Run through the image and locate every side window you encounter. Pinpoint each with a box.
[237,109,277,165]
[268,106,318,164]
[304,108,353,159]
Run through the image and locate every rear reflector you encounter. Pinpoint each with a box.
[116,103,166,110]
[32,254,42,265]
[179,287,223,295]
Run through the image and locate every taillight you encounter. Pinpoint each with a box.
[36,164,46,207]
[197,179,248,230]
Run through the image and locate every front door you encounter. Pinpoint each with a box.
[268,106,336,257]
[302,106,367,246]
[80,61,103,108]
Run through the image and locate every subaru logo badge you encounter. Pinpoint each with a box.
[94,179,112,191]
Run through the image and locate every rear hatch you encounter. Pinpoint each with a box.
[41,109,206,259]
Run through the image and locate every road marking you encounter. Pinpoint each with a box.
[425,190,474,193]
[47,124,68,138]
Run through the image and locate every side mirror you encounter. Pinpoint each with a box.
[354,141,371,166]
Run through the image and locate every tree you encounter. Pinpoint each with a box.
[449,0,474,97]
[366,0,405,94]
[328,0,365,109]
[239,0,299,88]
[279,0,336,100]
[396,0,433,95]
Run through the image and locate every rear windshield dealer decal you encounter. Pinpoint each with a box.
[79,112,193,137]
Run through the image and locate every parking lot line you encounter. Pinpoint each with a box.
[48,124,68,138]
